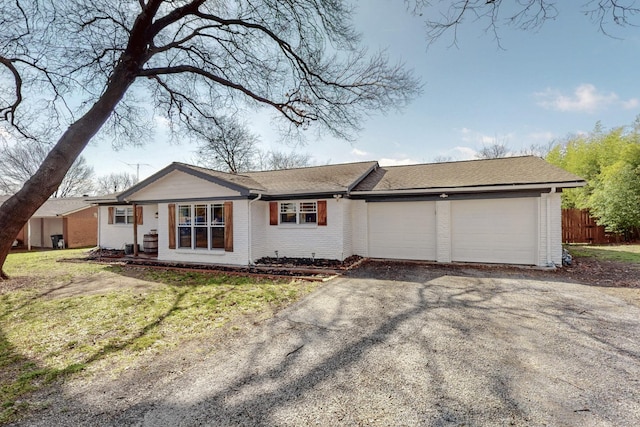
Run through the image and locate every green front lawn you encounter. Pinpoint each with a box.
[0,249,316,423]
[566,244,640,263]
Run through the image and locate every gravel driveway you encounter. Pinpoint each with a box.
[13,262,640,426]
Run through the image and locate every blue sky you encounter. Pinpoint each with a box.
[83,1,640,180]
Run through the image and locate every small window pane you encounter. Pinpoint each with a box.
[195,227,208,248]
[212,205,224,225]
[299,202,317,224]
[280,213,297,223]
[115,208,126,224]
[211,227,224,249]
[299,202,316,212]
[178,227,191,248]
[300,212,317,224]
[194,205,208,225]
[280,203,297,223]
[178,205,191,225]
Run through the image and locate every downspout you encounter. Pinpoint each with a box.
[96,205,100,249]
[27,219,31,251]
[248,193,262,265]
[547,187,556,266]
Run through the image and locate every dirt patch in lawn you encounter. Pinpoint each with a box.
[43,271,163,299]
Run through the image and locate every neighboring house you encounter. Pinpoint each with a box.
[92,156,585,267]
[1,196,98,249]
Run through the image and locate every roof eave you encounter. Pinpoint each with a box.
[350,181,587,197]
[117,163,252,202]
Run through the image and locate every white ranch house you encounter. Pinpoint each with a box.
[92,156,585,267]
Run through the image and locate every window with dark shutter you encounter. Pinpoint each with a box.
[168,204,176,249]
[318,200,327,226]
[269,202,278,225]
[136,205,143,225]
[224,201,233,252]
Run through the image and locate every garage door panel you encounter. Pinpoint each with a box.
[368,202,436,260]
[451,198,537,265]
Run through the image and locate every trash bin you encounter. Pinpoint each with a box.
[51,234,64,249]
[124,244,134,255]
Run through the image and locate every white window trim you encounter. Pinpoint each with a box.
[114,207,134,225]
[176,203,225,251]
[278,201,318,226]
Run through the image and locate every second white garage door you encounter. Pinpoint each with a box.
[451,198,538,265]
[368,201,436,260]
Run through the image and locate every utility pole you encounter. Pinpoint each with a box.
[122,162,152,182]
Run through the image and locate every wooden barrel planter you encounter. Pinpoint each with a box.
[143,234,158,254]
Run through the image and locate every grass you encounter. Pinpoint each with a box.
[0,249,317,424]
[566,244,640,263]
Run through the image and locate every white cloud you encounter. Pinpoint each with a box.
[622,98,640,109]
[535,84,637,113]
[378,157,421,166]
[451,146,477,160]
[433,146,478,162]
[526,131,556,142]
[350,148,369,157]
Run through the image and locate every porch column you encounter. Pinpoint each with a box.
[132,203,139,256]
[27,219,31,251]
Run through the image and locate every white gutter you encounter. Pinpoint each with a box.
[247,193,262,265]
[547,187,556,266]
[350,181,585,196]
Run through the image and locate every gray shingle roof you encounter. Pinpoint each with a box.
[243,161,378,195]
[0,196,93,217]
[32,197,93,217]
[352,156,585,192]
[115,156,584,202]
[181,164,267,191]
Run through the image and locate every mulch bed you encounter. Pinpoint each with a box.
[552,257,640,288]
[76,249,365,281]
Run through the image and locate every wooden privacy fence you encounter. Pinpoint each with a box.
[562,209,617,244]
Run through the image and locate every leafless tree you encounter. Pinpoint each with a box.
[0,0,420,278]
[194,117,260,173]
[95,172,138,195]
[258,150,312,170]
[517,141,558,158]
[476,143,510,159]
[0,140,94,197]
[432,155,454,163]
[412,0,640,47]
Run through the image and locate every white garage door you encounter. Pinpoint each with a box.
[451,198,538,265]
[368,201,436,260]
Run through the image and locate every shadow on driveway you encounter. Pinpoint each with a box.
[13,262,640,426]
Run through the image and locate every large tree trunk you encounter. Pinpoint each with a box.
[0,79,131,279]
[0,2,160,280]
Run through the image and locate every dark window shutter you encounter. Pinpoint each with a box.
[269,202,278,225]
[108,207,114,224]
[318,200,327,226]
[168,204,176,249]
[136,205,143,225]
[224,201,233,252]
